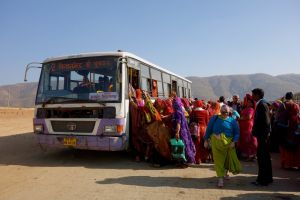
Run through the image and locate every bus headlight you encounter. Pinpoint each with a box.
[34,124,43,134]
[104,125,116,133]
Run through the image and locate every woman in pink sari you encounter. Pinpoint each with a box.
[237,95,257,160]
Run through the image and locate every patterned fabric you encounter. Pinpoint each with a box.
[144,97,162,123]
[154,98,165,115]
[146,121,172,160]
[172,97,196,163]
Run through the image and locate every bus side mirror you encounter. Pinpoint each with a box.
[24,62,42,82]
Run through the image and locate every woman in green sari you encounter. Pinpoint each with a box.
[204,105,241,188]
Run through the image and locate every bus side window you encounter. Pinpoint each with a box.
[157,81,163,97]
[152,80,158,97]
[141,77,150,93]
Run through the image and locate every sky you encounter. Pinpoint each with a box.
[0,0,300,86]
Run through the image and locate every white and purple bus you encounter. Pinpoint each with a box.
[24,51,192,151]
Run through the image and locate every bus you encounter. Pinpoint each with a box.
[24,51,192,151]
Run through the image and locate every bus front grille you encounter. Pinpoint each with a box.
[51,121,95,133]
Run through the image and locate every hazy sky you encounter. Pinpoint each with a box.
[0,0,300,86]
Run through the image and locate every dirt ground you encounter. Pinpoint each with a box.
[0,108,299,200]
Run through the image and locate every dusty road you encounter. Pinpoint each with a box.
[0,108,299,200]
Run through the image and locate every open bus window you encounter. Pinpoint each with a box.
[127,68,139,89]
[152,80,158,97]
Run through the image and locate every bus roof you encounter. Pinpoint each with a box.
[43,51,191,83]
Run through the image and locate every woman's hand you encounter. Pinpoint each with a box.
[204,140,209,149]
[175,123,181,140]
[229,142,235,148]
[175,132,180,140]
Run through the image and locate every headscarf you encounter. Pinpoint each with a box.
[173,97,183,112]
[172,97,196,163]
[194,100,203,109]
[136,89,142,99]
[210,101,221,116]
[154,98,165,115]
[243,94,256,110]
[164,98,174,115]
[135,89,144,107]
[181,98,190,109]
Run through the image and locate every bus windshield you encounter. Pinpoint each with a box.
[36,56,121,104]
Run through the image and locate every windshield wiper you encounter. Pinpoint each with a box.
[63,98,106,106]
[42,97,75,107]
[42,97,106,106]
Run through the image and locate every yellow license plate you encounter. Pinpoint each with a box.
[63,138,77,146]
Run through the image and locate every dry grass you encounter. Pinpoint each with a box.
[0,108,34,136]
[0,107,34,118]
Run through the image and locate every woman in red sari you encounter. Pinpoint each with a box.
[190,100,209,164]
[237,95,257,160]
[277,92,300,169]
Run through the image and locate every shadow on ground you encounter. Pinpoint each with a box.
[220,192,300,200]
[95,174,300,192]
[0,132,153,170]
[0,132,299,193]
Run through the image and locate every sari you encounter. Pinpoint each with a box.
[211,133,242,177]
[278,101,300,168]
[204,115,241,177]
[237,107,257,158]
[190,100,210,163]
[129,101,153,158]
[172,97,196,163]
[143,97,162,123]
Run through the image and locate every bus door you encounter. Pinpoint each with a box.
[127,67,140,90]
[172,80,177,94]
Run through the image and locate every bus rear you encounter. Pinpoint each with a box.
[30,54,128,151]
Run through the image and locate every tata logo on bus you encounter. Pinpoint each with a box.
[89,92,119,101]
[66,122,77,131]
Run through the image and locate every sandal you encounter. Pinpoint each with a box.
[217,178,224,188]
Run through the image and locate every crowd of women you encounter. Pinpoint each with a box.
[128,84,300,187]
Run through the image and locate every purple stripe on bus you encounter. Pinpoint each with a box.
[35,134,127,151]
[97,118,125,135]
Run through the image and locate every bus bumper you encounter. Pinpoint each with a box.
[35,134,128,151]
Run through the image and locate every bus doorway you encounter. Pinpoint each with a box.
[128,67,140,90]
[172,80,177,95]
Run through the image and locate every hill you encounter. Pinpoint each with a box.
[0,73,299,107]
[187,73,300,100]
[0,82,37,108]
